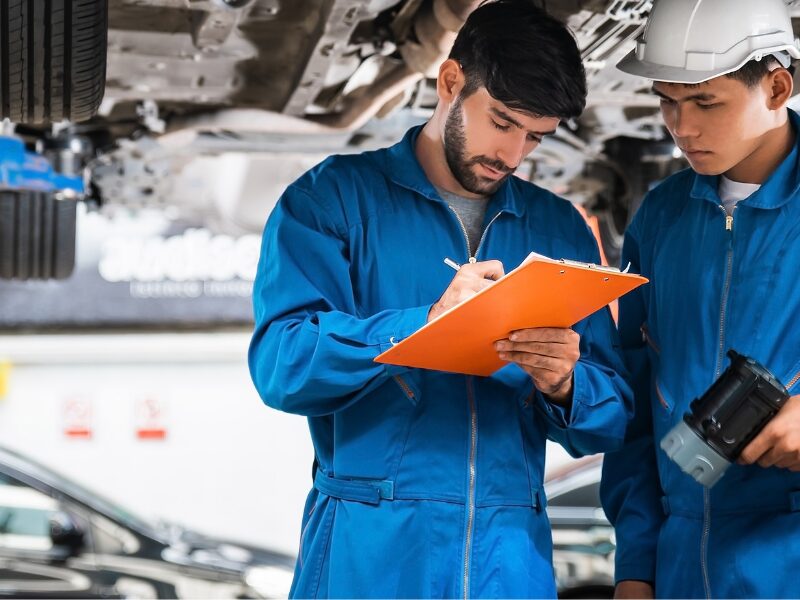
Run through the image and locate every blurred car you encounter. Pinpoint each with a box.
[546,455,615,599]
[0,444,295,598]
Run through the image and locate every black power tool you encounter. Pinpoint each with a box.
[660,350,790,487]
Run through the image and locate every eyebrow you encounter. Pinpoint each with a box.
[651,86,717,102]
[490,107,558,137]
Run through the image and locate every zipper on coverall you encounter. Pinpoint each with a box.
[447,206,503,599]
[703,206,736,598]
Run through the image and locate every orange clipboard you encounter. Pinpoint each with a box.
[374,253,648,376]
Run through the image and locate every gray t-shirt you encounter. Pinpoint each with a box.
[435,186,489,257]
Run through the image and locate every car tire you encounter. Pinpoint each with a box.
[0,0,108,124]
[0,190,77,280]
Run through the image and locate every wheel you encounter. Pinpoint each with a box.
[0,0,108,124]
[0,190,77,280]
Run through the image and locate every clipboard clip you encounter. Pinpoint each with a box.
[557,259,632,274]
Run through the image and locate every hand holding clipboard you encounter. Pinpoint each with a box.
[375,252,648,377]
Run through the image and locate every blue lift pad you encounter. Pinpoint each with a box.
[0,136,85,195]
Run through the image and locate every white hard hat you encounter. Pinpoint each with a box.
[618,0,800,84]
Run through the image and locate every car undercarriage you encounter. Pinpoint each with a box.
[2,0,799,278]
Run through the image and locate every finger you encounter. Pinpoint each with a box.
[757,447,781,469]
[509,328,579,345]
[461,260,505,281]
[497,351,569,374]
[739,430,773,465]
[497,340,580,362]
[773,454,799,470]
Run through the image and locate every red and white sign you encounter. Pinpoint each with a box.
[63,397,93,439]
[135,396,167,440]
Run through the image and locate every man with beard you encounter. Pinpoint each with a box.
[249,1,632,597]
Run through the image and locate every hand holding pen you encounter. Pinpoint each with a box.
[427,257,505,323]
[450,254,578,406]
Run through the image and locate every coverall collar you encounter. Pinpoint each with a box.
[689,109,800,210]
[385,125,527,218]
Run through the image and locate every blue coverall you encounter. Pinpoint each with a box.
[250,126,633,598]
[602,110,800,598]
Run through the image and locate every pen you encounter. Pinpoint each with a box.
[443,257,461,271]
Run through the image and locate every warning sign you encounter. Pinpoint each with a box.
[135,396,167,440]
[63,397,93,439]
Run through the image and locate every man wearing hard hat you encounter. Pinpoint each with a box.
[601,0,800,598]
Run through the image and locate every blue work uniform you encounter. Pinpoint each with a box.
[249,126,633,598]
[601,110,800,598]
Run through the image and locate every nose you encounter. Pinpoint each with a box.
[495,132,528,170]
[670,104,701,140]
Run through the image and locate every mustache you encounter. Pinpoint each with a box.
[468,156,514,174]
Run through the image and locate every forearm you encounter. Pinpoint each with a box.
[249,304,430,416]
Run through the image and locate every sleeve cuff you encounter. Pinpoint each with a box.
[379,304,433,376]
[541,360,612,430]
[614,559,656,585]
[534,361,596,430]
[533,389,571,429]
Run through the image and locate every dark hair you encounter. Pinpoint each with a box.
[448,0,587,119]
[726,56,788,87]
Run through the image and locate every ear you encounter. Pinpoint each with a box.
[436,59,464,105]
[766,67,794,110]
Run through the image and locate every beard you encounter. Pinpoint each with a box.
[443,96,515,196]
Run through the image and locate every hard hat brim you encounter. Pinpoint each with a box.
[617,47,800,85]
[617,50,739,84]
